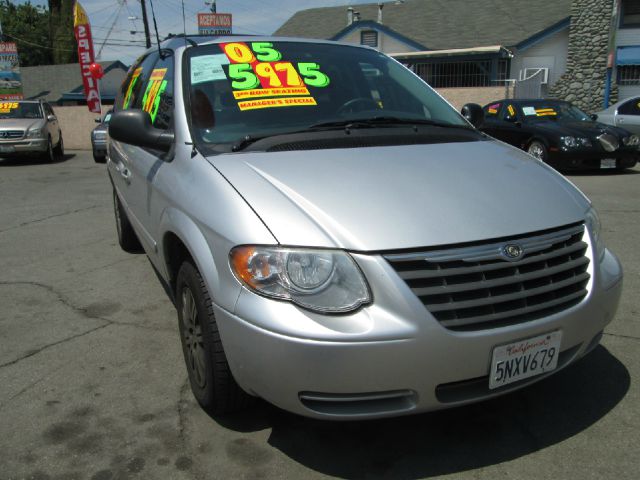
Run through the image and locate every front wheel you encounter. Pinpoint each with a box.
[176,261,252,415]
[43,137,55,163]
[527,140,548,162]
[54,134,64,160]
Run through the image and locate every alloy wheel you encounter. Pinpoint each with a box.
[181,287,206,388]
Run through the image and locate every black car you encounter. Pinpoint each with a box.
[470,99,639,171]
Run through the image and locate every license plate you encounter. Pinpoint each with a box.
[489,331,562,390]
[0,145,15,153]
[600,158,617,169]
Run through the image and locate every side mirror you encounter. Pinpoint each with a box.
[461,103,484,128]
[109,110,174,152]
[47,114,56,122]
[95,117,102,123]
[590,113,598,121]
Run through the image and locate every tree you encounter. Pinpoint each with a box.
[48,0,77,64]
[0,0,53,66]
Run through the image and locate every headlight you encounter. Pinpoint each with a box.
[585,206,605,261]
[622,134,639,147]
[561,136,591,148]
[93,131,107,141]
[26,128,44,139]
[229,246,371,313]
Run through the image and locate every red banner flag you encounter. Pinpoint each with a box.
[73,1,101,113]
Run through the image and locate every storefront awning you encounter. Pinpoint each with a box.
[617,46,640,66]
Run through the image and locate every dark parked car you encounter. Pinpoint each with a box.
[91,109,112,163]
[469,99,639,171]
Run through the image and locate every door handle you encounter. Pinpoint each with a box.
[120,167,131,184]
[115,162,131,184]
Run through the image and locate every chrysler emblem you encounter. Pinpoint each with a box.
[502,244,523,261]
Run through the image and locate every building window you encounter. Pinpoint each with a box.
[411,59,509,88]
[617,64,640,84]
[361,30,378,47]
[621,0,640,27]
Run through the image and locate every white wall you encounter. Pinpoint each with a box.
[511,28,569,87]
[614,27,640,102]
[339,27,421,54]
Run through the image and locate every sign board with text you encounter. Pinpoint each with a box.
[0,42,24,100]
[198,13,232,35]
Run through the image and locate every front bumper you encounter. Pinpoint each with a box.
[214,246,623,420]
[0,138,47,155]
[92,139,107,156]
[548,148,638,170]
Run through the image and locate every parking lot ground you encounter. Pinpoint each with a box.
[0,152,638,480]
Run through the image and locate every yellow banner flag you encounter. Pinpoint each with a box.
[74,1,89,27]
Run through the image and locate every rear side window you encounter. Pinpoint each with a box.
[138,53,174,130]
[618,98,640,115]
[115,54,157,111]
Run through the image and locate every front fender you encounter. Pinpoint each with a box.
[159,207,242,313]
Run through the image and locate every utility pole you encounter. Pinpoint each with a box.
[140,0,151,48]
[205,1,217,13]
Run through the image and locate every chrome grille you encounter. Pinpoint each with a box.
[384,224,590,331]
[0,130,24,139]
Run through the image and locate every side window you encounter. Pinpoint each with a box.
[137,53,174,130]
[115,54,157,111]
[484,102,502,118]
[502,103,518,121]
[618,98,640,115]
[45,104,55,116]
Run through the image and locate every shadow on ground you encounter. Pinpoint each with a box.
[565,167,640,176]
[0,153,75,166]
[215,345,629,478]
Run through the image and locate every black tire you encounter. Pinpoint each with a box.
[113,189,142,252]
[176,261,251,415]
[527,140,548,163]
[54,134,64,160]
[43,136,55,163]
[93,153,106,164]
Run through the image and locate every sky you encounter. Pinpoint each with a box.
[17,0,372,65]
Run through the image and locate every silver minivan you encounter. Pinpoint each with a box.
[107,37,623,420]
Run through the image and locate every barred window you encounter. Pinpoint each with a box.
[412,59,509,88]
[361,30,378,47]
[617,64,640,85]
[622,0,640,27]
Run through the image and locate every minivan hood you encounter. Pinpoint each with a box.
[209,140,589,251]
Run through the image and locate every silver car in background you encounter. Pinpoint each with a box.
[107,37,623,420]
[0,100,64,162]
[91,109,112,163]
[595,96,640,134]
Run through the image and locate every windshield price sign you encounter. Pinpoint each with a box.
[198,13,232,35]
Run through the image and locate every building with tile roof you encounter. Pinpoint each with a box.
[20,61,128,105]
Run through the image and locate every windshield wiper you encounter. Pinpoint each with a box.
[230,116,473,152]
[231,134,266,152]
[309,116,473,131]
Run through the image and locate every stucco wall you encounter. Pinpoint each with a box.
[511,28,569,87]
[436,86,508,111]
[53,105,111,150]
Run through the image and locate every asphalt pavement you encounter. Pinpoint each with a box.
[0,151,638,480]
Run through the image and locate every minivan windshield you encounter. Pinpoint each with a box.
[186,41,470,150]
[0,102,43,119]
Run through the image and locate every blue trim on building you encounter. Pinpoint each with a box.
[330,20,427,51]
[515,17,570,52]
